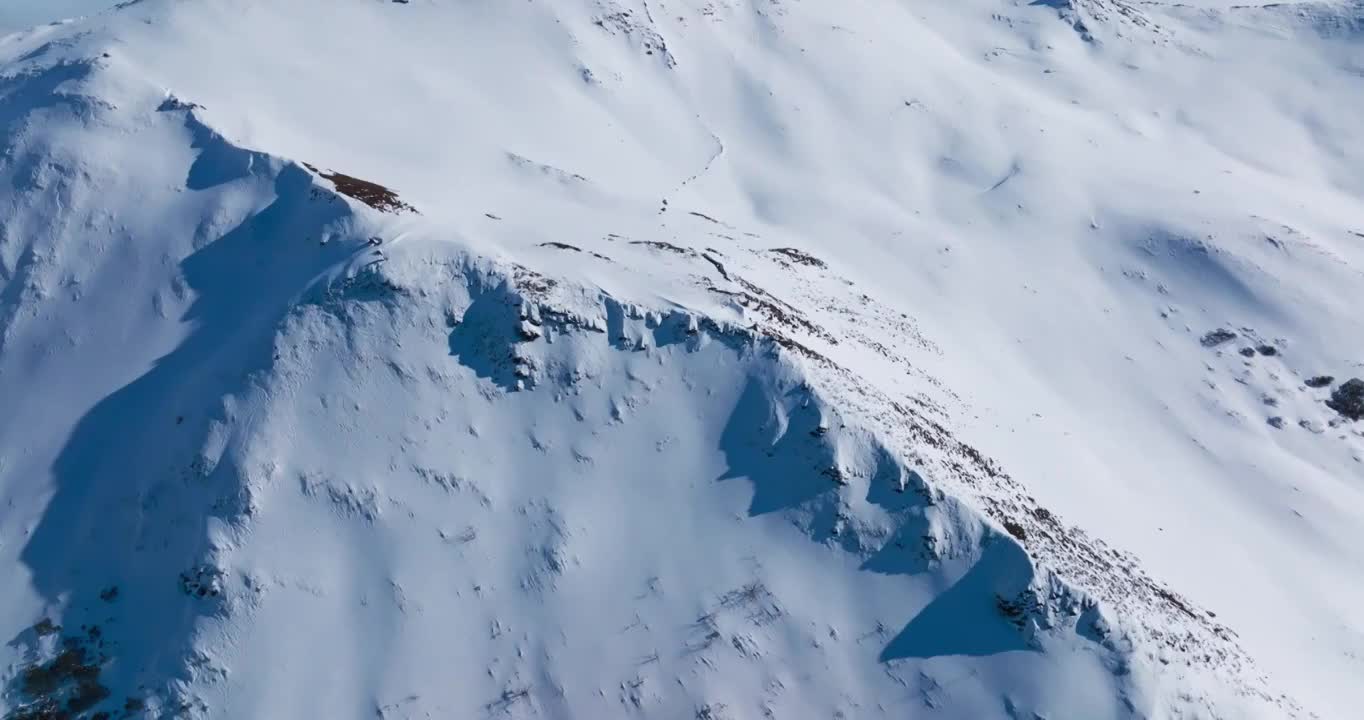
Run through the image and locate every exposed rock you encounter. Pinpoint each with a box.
[1267,416,1285,429]
[517,320,542,341]
[1305,375,1334,389]
[1002,519,1028,541]
[7,620,112,719]
[1326,379,1364,421]
[179,565,224,599]
[1200,328,1238,347]
[303,163,416,214]
[768,247,828,269]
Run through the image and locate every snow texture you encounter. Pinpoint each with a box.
[1,0,1362,718]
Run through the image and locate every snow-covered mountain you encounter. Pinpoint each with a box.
[1,0,1362,717]
[0,2,116,37]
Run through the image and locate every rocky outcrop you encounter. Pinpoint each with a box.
[1327,379,1364,421]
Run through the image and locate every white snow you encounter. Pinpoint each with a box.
[1,0,1362,718]
[0,2,120,37]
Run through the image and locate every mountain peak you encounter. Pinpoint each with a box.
[2,1,1362,718]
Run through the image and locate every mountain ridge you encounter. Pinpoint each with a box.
[1,0,1362,717]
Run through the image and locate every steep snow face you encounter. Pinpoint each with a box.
[1,0,1362,718]
[179,250,1139,720]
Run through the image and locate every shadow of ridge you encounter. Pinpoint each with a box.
[12,160,359,715]
[880,538,1038,661]
[715,376,841,517]
[447,279,524,391]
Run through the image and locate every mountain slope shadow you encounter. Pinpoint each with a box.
[715,375,1038,663]
[447,282,524,391]
[880,539,1038,661]
[716,376,841,516]
[10,151,360,715]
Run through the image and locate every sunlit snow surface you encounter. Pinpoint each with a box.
[0,1,120,37]
[1,0,1362,718]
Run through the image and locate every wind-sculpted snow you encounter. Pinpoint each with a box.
[1,0,1362,718]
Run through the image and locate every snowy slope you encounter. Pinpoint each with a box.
[0,2,120,37]
[1,0,1362,718]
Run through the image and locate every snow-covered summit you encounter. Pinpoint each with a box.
[1,0,1362,718]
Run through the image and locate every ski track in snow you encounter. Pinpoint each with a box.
[0,0,1362,718]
